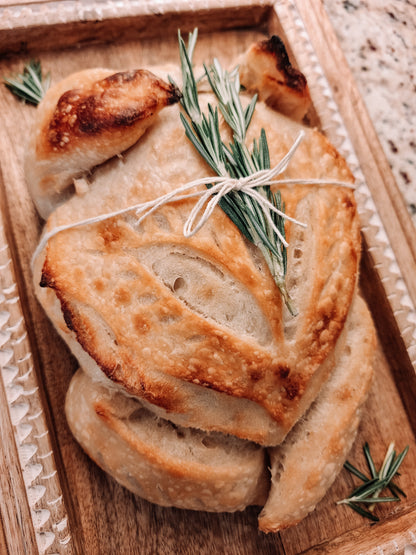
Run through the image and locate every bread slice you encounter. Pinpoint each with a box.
[65,368,270,512]
[258,294,375,532]
[25,68,179,218]
[33,88,360,445]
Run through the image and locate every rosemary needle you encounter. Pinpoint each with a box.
[337,442,409,521]
[171,29,296,315]
[4,60,50,106]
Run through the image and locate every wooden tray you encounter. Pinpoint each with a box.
[1,1,416,553]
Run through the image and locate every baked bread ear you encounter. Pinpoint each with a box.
[65,368,270,512]
[239,36,311,122]
[33,91,359,446]
[25,68,179,218]
[259,294,375,532]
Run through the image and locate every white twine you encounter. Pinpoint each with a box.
[31,131,355,267]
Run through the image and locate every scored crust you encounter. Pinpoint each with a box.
[33,83,360,445]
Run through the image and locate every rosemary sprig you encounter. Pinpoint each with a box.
[337,442,409,521]
[171,29,296,315]
[4,60,50,106]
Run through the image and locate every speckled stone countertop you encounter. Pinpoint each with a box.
[323,0,416,225]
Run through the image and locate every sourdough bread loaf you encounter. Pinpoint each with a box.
[28,36,376,531]
[33,92,359,445]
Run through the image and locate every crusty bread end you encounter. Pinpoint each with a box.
[258,294,375,532]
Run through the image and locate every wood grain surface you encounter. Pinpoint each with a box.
[0,369,38,554]
[0,2,415,554]
[0,515,7,555]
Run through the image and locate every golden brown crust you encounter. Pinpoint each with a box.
[40,186,358,425]
[259,36,308,93]
[26,68,180,218]
[35,95,359,444]
[43,70,179,154]
[63,293,374,521]
[239,36,312,122]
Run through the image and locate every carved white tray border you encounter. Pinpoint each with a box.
[0,222,72,554]
[0,2,415,555]
[0,0,270,29]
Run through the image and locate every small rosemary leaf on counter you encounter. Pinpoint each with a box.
[4,60,50,106]
[337,442,409,521]
[363,442,378,478]
[389,481,407,498]
[387,445,409,478]
[351,496,400,504]
[347,503,380,522]
[349,477,383,499]
[343,460,370,483]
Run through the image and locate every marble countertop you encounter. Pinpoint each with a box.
[323,0,416,225]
